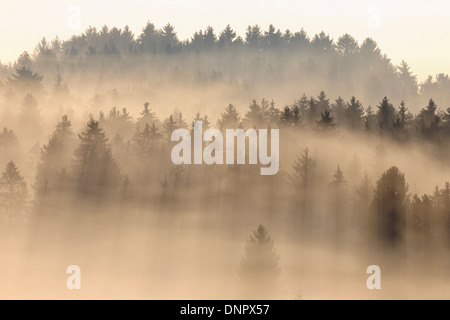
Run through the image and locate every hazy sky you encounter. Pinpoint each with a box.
[0,0,449,81]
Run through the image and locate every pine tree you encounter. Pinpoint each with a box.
[364,106,377,133]
[244,99,264,128]
[291,148,317,218]
[72,118,121,197]
[398,60,418,102]
[137,102,158,128]
[0,161,28,224]
[377,97,396,135]
[163,114,178,140]
[345,96,364,131]
[328,165,347,234]
[262,100,281,126]
[238,225,280,299]
[370,167,408,247]
[331,97,346,126]
[317,91,330,114]
[307,97,319,128]
[35,115,75,198]
[219,25,237,46]
[136,122,161,157]
[417,98,440,141]
[393,101,410,141]
[217,104,241,130]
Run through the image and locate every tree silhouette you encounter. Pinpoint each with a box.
[72,118,121,198]
[370,167,408,248]
[219,25,237,46]
[377,97,396,135]
[345,96,364,131]
[244,99,264,128]
[0,161,28,225]
[217,104,241,130]
[7,67,43,93]
[336,34,359,57]
[238,225,280,299]
[35,116,75,198]
[291,148,317,222]
[417,99,440,141]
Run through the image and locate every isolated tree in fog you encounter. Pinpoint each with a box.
[72,119,120,197]
[239,225,280,299]
[370,167,408,247]
[0,161,28,223]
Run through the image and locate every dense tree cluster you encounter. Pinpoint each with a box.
[0,93,449,253]
[1,22,450,109]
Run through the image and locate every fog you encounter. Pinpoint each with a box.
[0,23,450,300]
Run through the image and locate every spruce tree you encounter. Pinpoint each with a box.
[72,118,121,198]
[238,225,280,299]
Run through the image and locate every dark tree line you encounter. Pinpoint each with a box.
[2,22,450,109]
[1,93,450,251]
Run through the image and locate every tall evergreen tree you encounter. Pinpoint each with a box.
[72,118,121,198]
[217,104,241,130]
[370,167,408,247]
[238,225,280,299]
[35,115,75,198]
[0,161,28,224]
[345,96,364,131]
[291,148,317,220]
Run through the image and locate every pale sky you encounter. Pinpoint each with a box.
[0,0,449,81]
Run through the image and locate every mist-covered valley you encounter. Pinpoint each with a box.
[0,22,450,299]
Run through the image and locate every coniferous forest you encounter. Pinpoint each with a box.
[1,22,450,299]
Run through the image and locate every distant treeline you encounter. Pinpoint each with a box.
[1,22,450,108]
